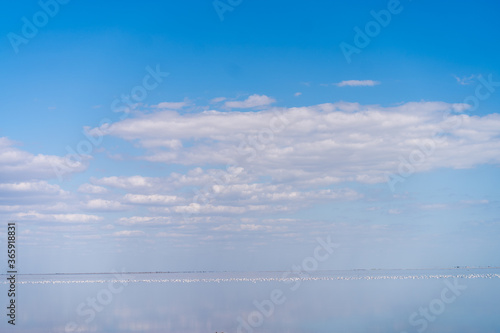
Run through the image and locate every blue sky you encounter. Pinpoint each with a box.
[0,0,499,274]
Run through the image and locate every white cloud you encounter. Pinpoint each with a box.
[210,97,227,103]
[117,216,173,226]
[420,204,448,210]
[0,181,66,195]
[92,176,157,190]
[0,205,21,212]
[39,225,95,233]
[224,94,275,108]
[169,203,248,214]
[84,199,129,211]
[89,100,500,187]
[64,234,102,240]
[209,183,361,204]
[168,167,249,188]
[0,137,87,182]
[155,231,190,238]
[112,230,146,237]
[294,92,302,97]
[78,183,108,194]
[454,74,477,86]
[0,180,70,208]
[336,80,380,87]
[152,100,189,110]
[139,139,182,149]
[71,169,360,219]
[13,211,103,223]
[123,194,180,205]
[240,224,271,231]
[459,199,489,205]
[171,203,294,215]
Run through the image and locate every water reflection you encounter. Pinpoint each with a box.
[0,268,499,332]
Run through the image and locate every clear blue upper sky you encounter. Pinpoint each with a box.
[0,0,499,273]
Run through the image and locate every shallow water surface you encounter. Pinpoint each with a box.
[1,268,499,332]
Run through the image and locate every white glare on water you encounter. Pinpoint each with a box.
[3,268,499,285]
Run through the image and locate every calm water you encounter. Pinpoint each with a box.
[1,268,499,332]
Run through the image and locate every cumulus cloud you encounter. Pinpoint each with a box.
[54,98,498,240]
[117,216,173,226]
[112,230,146,237]
[209,183,361,205]
[13,211,103,223]
[78,183,108,194]
[74,168,360,219]
[88,100,500,186]
[336,80,380,87]
[123,194,181,205]
[0,181,66,195]
[92,176,157,190]
[152,100,189,110]
[84,199,130,211]
[0,180,70,208]
[224,94,275,108]
[0,137,87,182]
[168,203,251,215]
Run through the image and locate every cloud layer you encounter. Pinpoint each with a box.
[336,80,380,87]
[2,99,499,257]
[91,101,500,186]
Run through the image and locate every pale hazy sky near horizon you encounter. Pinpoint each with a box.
[0,0,499,274]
